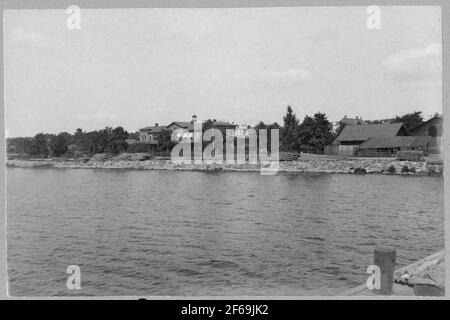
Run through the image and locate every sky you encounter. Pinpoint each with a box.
[4,6,442,137]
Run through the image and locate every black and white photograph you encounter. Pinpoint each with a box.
[1,2,446,300]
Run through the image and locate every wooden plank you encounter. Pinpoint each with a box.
[341,283,414,297]
[373,246,396,295]
[342,249,444,296]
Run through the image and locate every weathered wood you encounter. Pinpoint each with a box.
[394,249,444,283]
[373,246,396,295]
[340,282,414,296]
[343,249,444,296]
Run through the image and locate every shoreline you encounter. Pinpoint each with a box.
[6,156,443,176]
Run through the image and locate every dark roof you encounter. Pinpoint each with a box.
[167,121,195,132]
[410,135,433,147]
[139,125,167,132]
[167,121,191,128]
[336,123,407,142]
[359,136,431,149]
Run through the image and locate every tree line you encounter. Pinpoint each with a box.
[7,127,130,157]
[7,107,435,158]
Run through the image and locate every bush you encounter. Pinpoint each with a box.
[126,142,153,153]
[353,167,367,174]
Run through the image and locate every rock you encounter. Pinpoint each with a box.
[6,156,443,176]
[384,165,397,174]
[353,167,367,174]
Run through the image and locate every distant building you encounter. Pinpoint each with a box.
[332,115,367,131]
[166,121,195,132]
[409,115,443,137]
[339,115,367,126]
[409,115,443,154]
[138,123,167,144]
[234,124,252,138]
[139,115,238,143]
[207,119,238,131]
[326,119,442,156]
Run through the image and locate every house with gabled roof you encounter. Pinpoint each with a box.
[166,121,194,132]
[139,123,167,144]
[335,123,409,146]
[326,122,439,156]
[326,123,413,156]
[139,115,238,144]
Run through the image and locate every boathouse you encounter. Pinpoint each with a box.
[326,123,409,156]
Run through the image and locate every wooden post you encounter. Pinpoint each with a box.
[373,246,396,295]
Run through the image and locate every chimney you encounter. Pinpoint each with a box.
[213,119,216,122]
[155,123,158,126]
[344,115,347,119]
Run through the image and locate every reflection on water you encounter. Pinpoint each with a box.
[7,168,444,296]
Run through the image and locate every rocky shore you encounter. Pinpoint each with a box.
[6,153,443,176]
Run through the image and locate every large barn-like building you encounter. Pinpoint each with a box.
[326,116,443,156]
[335,123,409,146]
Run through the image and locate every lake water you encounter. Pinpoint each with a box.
[6,168,444,296]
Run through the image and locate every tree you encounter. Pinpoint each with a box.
[392,111,424,131]
[335,122,346,137]
[297,115,315,153]
[157,129,176,153]
[106,126,128,154]
[311,112,334,154]
[30,133,50,157]
[6,137,34,155]
[49,132,71,156]
[280,106,300,152]
[73,128,84,146]
[297,112,334,154]
[83,131,98,154]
